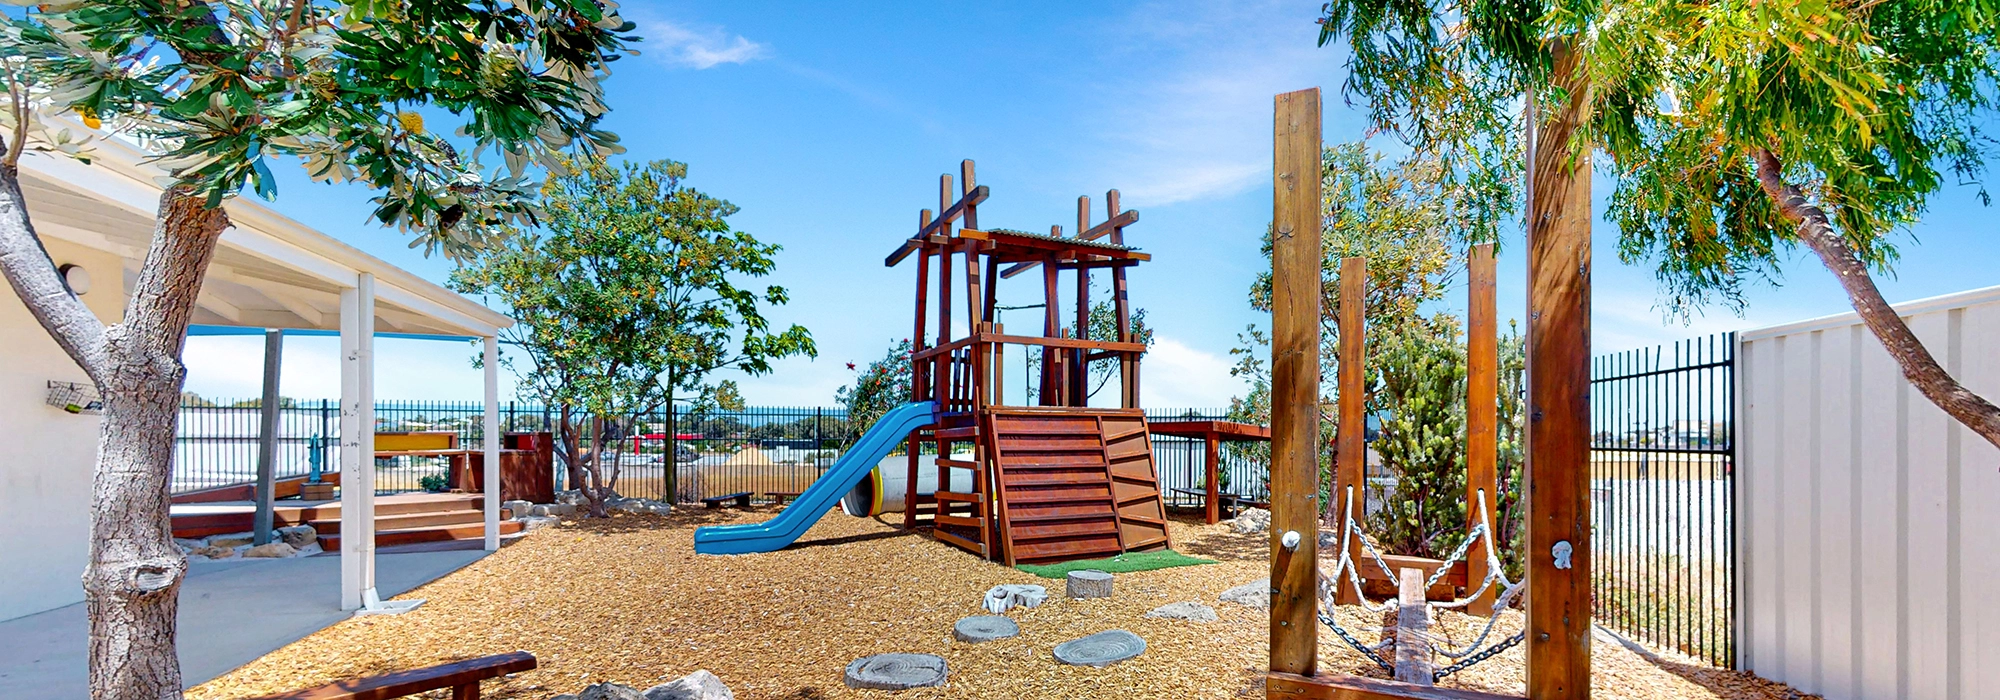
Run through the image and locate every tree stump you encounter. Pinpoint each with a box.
[843,653,948,690]
[1066,569,1113,599]
[952,615,1019,643]
[1053,630,1147,667]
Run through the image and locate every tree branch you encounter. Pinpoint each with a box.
[1754,148,2000,452]
[0,161,109,382]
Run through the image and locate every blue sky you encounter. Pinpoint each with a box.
[181,0,2000,408]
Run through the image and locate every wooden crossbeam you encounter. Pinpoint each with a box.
[996,208,1140,278]
[1265,673,1519,700]
[884,184,993,267]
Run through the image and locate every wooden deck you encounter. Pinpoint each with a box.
[170,493,519,548]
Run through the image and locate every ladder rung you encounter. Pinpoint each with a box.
[935,514,986,528]
[936,426,981,440]
[934,491,983,503]
[936,458,980,470]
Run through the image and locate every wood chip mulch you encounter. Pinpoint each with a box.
[188,509,1816,700]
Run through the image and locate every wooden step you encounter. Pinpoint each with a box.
[936,426,981,440]
[319,519,523,549]
[934,490,984,503]
[307,507,510,535]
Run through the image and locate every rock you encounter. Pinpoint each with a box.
[532,503,577,517]
[190,545,235,559]
[952,615,1020,643]
[1066,569,1114,599]
[243,541,298,558]
[642,670,732,700]
[1319,529,1339,550]
[574,682,647,700]
[1229,507,1271,534]
[1053,630,1147,667]
[1219,578,1270,609]
[982,584,1048,614]
[275,525,318,549]
[519,515,561,532]
[843,653,948,690]
[208,532,256,549]
[502,500,533,520]
[1144,601,1219,622]
[174,537,205,552]
[555,489,586,506]
[612,498,672,515]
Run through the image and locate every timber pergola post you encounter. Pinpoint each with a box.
[1268,86,1323,678]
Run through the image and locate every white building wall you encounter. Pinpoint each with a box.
[1739,285,2000,700]
[0,240,126,622]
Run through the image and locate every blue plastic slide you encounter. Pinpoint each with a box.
[693,401,938,555]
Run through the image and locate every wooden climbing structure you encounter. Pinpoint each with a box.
[884,160,1171,565]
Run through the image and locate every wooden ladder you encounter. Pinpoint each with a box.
[930,419,992,559]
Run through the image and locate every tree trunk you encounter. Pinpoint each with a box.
[663,384,678,503]
[1754,149,2000,453]
[85,190,229,700]
[558,403,586,493]
[582,414,610,517]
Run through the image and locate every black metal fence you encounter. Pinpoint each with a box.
[174,399,1269,506]
[1590,332,1736,667]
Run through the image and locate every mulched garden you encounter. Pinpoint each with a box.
[189,508,1815,699]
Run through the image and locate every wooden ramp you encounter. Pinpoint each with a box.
[985,407,1170,565]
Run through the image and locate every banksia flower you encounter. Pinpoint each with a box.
[396,111,424,134]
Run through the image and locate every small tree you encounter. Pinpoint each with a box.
[452,157,812,513]
[0,4,629,698]
[836,338,913,434]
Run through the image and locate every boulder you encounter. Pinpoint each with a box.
[982,584,1048,614]
[174,538,205,552]
[532,503,578,517]
[1229,507,1271,534]
[1066,569,1113,599]
[190,545,235,560]
[519,515,561,532]
[1144,601,1219,622]
[208,532,256,549]
[275,525,318,549]
[242,542,298,558]
[572,682,646,700]
[1219,578,1270,609]
[843,653,948,690]
[502,500,533,520]
[951,615,1020,643]
[555,489,586,506]
[642,670,732,700]
[1053,630,1147,667]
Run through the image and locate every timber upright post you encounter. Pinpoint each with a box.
[904,209,934,531]
[1526,45,1594,699]
[1466,243,1499,616]
[1268,87,1322,679]
[1333,256,1365,605]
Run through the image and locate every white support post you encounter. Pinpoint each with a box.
[342,273,416,615]
[483,335,501,551]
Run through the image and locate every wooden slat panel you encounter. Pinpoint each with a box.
[1005,485,1113,503]
[1006,504,1118,522]
[1002,470,1110,486]
[997,435,1103,451]
[1010,519,1120,540]
[997,453,1111,467]
[1012,536,1124,562]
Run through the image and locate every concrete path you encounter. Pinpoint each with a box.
[0,547,488,699]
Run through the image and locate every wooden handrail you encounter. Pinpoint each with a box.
[240,651,536,700]
[911,332,1145,361]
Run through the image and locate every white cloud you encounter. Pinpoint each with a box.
[627,12,767,69]
[1139,336,1250,408]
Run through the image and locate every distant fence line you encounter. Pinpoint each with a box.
[172,399,1267,506]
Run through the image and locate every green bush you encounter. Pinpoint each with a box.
[418,474,449,493]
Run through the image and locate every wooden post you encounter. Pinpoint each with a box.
[938,174,955,348]
[961,161,985,332]
[1204,431,1222,525]
[1526,45,1594,700]
[1073,196,1092,406]
[1268,87,1322,678]
[1106,189,1138,408]
[253,328,283,545]
[1041,248,1060,406]
[907,212,933,531]
[1394,568,1434,685]
[1466,243,1499,616]
[1334,255,1366,605]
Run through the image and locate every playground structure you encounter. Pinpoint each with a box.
[1265,88,1595,699]
[884,160,1174,565]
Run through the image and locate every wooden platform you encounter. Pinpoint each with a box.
[977,407,1170,565]
[170,493,518,549]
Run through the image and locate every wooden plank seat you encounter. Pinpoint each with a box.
[1169,487,1248,519]
[702,492,753,509]
[765,490,803,505]
[241,650,535,700]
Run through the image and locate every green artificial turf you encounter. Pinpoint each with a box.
[1015,550,1218,578]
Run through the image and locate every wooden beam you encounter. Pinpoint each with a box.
[1266,673,1520,700]
[962,161,985,332]
[1525,43,1594,700]
[1334,255,1366,604]
[906,211,932,532]
[1073,195,1091,406]
[1268,87,1323,677]
[1041,250,1060,406]
[1205,433,1221,524]
[1394,568,1433,685]
[997,208,1141,278]
[1466,243,1498,616]
[1108,189,1138,408]
[884,185,991,266]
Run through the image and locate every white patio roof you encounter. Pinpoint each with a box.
[17,132,511,338]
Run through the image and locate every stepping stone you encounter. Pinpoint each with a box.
[1053,630,1147,667]
[844,653,948,690]
[983,583,1048,613]
[1144,601,1218,622]
[1066,569,1113,599]
[953,615,1020,643]
[1218,578,1270,609]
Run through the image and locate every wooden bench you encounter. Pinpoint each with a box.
[765,490,802,505]
[242,650,535,700]
[1171,487,1249,519]
[701,491,753,509]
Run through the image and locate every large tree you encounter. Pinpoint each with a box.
[1319,0,2000,450]
[452,157,813,512]
[0,3,630,698]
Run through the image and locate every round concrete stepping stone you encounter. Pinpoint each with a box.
[1144,601,1218,622]
[1053,630,1146,667]
[844,653,948,690]
[1066,569,1113,599]
[953,615,1020,643]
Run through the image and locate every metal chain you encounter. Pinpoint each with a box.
[1320,610,1396,674]
[1429,578,1526,658]
[1432,631,1524,681]
[1423,521,1486,590]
